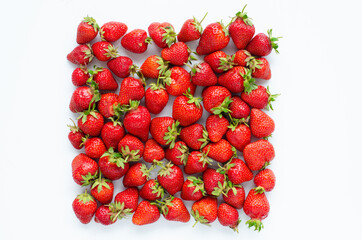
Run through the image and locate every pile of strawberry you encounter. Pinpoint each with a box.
[67,6,280,232]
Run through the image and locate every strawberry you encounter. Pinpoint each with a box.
[249,108,275,138]
[218,66,246,93]
[184,151,212,175]
[72,190,97,224]
[148,22,176,48]
[205,115,229,143]
[132,200,160,225]
[218,203,240,232]
[150,117,180,148]
[140,55,169,79]
[118,77,145,105]
[254,168,276,192]
[100,21,127,42]
[97,93,121,119]
[246,29,281,56]
[123,103,151,142]
[191,197,218,226]
[229,6,255,49]
[145,84,169,114]
[181,176,206,201]
[114,187,139,212]
[233,49,251,67]
[139,179,164,201]
[121,29,152,54]
[241,85,279,111]
[101,120,125,150]
[172,89,203,127]
[69,86,99,113]
[72,67,90,86]
[160,196,190,223]
[202,139,235,163]
[76,16,99,44]
[190,62,218,86]
[117,134,144,162]
[224,158,253,184]
[123,163,151,187]
[94,205,116,225]
[67,44,93,65]
[165,141,188,165]
[243,139,275,171]
[179,123,209,150]
[83,137,106,159]
[71,153,98,186]
[67,119,85,150]
[223,186,245,209]
[143,139,165,163]
[107,56,135,78]
[178,13,207,42]
[161,42,192,66]
[244,189,270,231]
[248,57,271,80]
[157,161,184,195]
[204,51,235,73]
[92,41,118,62]
[202,86,232,116]
[90,177,114,204]
[196,22,230,55]
[89,67,118,91]
[229,96,250,119]
[99,147,129,180]
[163,67,194,96]
[226,122,251,152]
[203,168,225,196]
[77,110,104,137]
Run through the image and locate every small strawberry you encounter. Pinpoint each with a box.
[218,66,246,93]
[132,200,160,225]
[254,168,276,192]
[145,84,169,114]
[223,186,245,209]
[139,179,164,201]
[107,56,135,78]
[243,140,275,171]
[226,121,251,152]
[244,189,270,231]
[203,168,225,197]
[157,161,184,195]
[181,176,206,201]
[118,77,145,105]
[123,163,152,187]
[161,42,193,66]
[191,197,218,226]
[202,139,235,163]
[172,89,203,127]
[150,117,180,149]
[204,51,235,73]
[117,134,144,162]
[100,21,127,42]
[77,110,104,137]
[101,120,125,150]
[143,139,165,163]
[76,16,99,44]
[140,55,169,79]
[92,41,118,62]
[67,44,93,65]
[160,196,190,223]
[162,67,194,96]
[241,85,280,111]
[177,13,207,42]
[249,108,275,138]
[205,115,229,143]
[83,137,106,159]
[99,147,129,181]
[229,96,250,119]
[97,93,121,119]
[148,22,176,48]
[228,5,255,49]
[190,62,218,87]
[121,29,152,54]
[184,151,212,175]
[72,190,97,224]
[72,67,90,86]
[196,22,230,55]
[224,158,253,184]
[248,57,271,80]
[123,103,151,142]
[69,86,99,113]
[71,153,98,186]
[94,205,116,225]
[179,123,209,150]
[90,176,114,204]
[233,49,251,67]
[88,66,118,91]
[246,29,281,56]
[202,86,232,116]
[114,187,139,212]
[218,203,241,232]
[165,141,188,165]
[67,119,85,150]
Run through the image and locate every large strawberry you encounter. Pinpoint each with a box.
[140,55,169,79]
[172,89,203,127]
[241,85,280,111]
[139,179,164,201]
[150,117,180,149]
[82,137,106,159]
[123,162,152,187]
[254,168,276,192]
[132,200,160,225]
[229,96,250,119]
[248,57,271,80]
[107,56,135,78]
[157,161,184,195]
[203,168,225,196]
[177,13,207,42]
[165,141,189,166]
[244,189,270,231]
[72,67,90,86]
[181,176,206,201]
[121,29,151,54]
[249,108,275,138]
[229,6,255,49]
[67,119,85,150]
[143,139,165,163]
[117,134,144,162]
[72,190,97,224]
[123,103,151,142]
[148,22,176,48]
[202,86,232,116]
[90,177,114,204]
[92,41,118,62]
[161,42,192,66]
[196,22,230,55]
[145,84,169,114]
[243,139,275,171]
[89,67,118,91]
[224,158,253,184]
[67,44,93,65]
[202,139,235,163]
[205,115,229,143]
[184,151,212,175]
[190,62,218,87]
[101,120,125,150]
[69,85,99,113]
[163,67,194,96]
[246,29,281,56]
[100,21,127,42]
[99,147,129,180]
[118,77,145,105]
[71,153,98,186]
[218,203,240,232]
[218,66,246,93]
[223,186,245,209]
[77,110,104,137]
[226,122,251,152]
[160,196,190,223]
[204,51,235,73]
[180,123,209,150]
[76,16,99,44]
[191,197,218,226]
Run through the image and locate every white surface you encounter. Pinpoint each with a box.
[0,0,361,239]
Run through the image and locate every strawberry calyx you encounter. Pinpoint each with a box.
[196,150,213,168]
[81,171,98,186]
[245,219,264,232]
[83,16,100,32]
[83,44,94,63]
[266,86,280,111]
[219,21,229,37]
[120,145,141,162]
[104,44,119,59]
[198,128,210,149]
[247,57,263,72]
[162,26,177,48]
[267,29,282,54]
[176,143,189,165]
[155,56,169,77]
[253,186,265,194]
[91,173,112,193]
[101,147,128,169]
[76,189,95,204]
[217,161,235,175]
[149,82,165,91]
[211,180,227,197]
[108,117,123,127]
[145,37,153,44]
[159,69,172,86]
[163,120,180,149]
[108,201,133,222]
[158,195,175,215]
[231,219,242,233]
[191,12,208,34]
[157,161,175,177]
[232,5,253,26]
[140,163,154,179]
[242,68,258,94]
[187,176,207,196]
[228,116,250,130]
[218,54,236,71]
[67,118,81,133]
[184,88,202,108]
[150,180,165,199]
[78,107,99,124]
[211,96,233,117]
[191,209,210,227]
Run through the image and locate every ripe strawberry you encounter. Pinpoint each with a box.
[67,44,93,65]
[250,108,275,138]
[92,41,118,62]
[101,120,125,150]
[94,205,116,225]
[202,139,235,163]
[145,84,169,114]
[99,147,129,180]
[241,85,279,110]
[67,119,85,150]
[83,137,106,159]
[218,203,240,232]
[202,86,232,116]
[191,197,218,226]
[77,110,104,137]
[160,196,190,223]
[69,86,99,113]
[117,134,144,162]
[100,21,127,42]
[132,200,160,225]
[204,51,235,73]
[226,122,251,152]
[123,163,151,187]
[224,158,253,184]
[223,186,245,209]
[248,57,271,80]
[243,139,275,171]
[161,42,192,66]
[97,93,121,119]
[205,115,229,143]
[172,90,203,127]
[72,67,90,86]
[203,168,225,196]
[71,153,98,186]
[229,96,250,119]
[76,16,99,44]
[143,139,165,163]
[148,22,176,48]
[246,29,281,56]
[180,123,209,150]
[139,179,164,201]
[157,161,184,195]
[89,67,118,91]
[196,22,230,55]
[244,189,270,231]
[72,190,97,224]
[107,56,135,78]
[254,168,276,192]
[90,177,114,204]
[165,141,188,165]
[140,55,169,79]
[229,6,255,49]
[114,187,139,212]
[150,117,180,148]
[184,151,212,175]
[163,67,194,96]
[233,49,251,67]
[178,13,208,42]
[218,66,246,93]
[190,62,218,86]
[181,176,206,201]
[123,103,151,142]
[118,77,145,105]
[121,29,151,54]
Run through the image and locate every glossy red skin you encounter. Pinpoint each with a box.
[92,41,113,61]
[252,58,271,80]
[123,163,148,187]
[163,197,190,223]
[202,139,234,163]
[184,151,208,175]
[254,169,276,192]
[243,140,275,171]
[101,22,127,42]
[72,194,97,224]
[191,197,218,223]
[223,186,245,209]
[203,168,225,196]
[95,205,115,225]
[217,203,239,227]
[101,122,125,150]
[246,33,272,57]
[196,22,230,55]
[157,165,184,195]
[202,86,231,113]
[139,179,163,201]
[98,93,120,119]
[250,108,275,138]
[226,124,251,152]
[69,86,94,113]
[67,45,93,65]
[117,134,144,159]
[150,117,175,146]
[140,55,163,79]
[145,87,169,114]
[143,139,165,163]
[218,66,245,93]
[121,29,149,53]
[179,123,205,150]
[226,158,253,184]
[243,189,270,220]
[118,77,145,105]
[77,21,98,44]
[206,115,229,143]
[148,22,175,48]
[132,201,160,225]
[191,62,218,87]
[123,106,151,142]
[172,95,203,127]
[233,50,250,67]
[177,19,201,42]
[68,130,84,150]
[90,180,114,204]
[204,51,228,73]
[241,85,269,109]
[77,111,104,137]
[229,96,250,119]
[71,153,98,186]
[72,67,89,86]
[229,18,255,49]
[161,42,189,66]
[165,67,193,96]
[93,68,118,91]
[181,179,204,201]
[98,156,129,181]
[165,141,188,165]
[107,56,133,78]
[114,187,139,212]
[84,137,106,159]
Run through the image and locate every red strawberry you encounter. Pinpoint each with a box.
[225,158,253,184]
[67,44,93,65]
[241,85,280,111]
[196,22,230,55]
[143,139,165,163]
[218,66,246,93]
[67,119,85,150]
[254,168,276,192]
[223,186,245,209]
[92,41,118,62]
[89,67,118,91]
[123,163,151,187]
[250,108,275,138]
[172,90,203,127]
[139,179,164,201]
[83,137,106,159]
[72,67,90,86]
[118,77,145,105]
[190,62,218,87]
[90,177,114,204]
[69,86,98,113]
[177,13,207,42]
[205,115,229,143]
[150,117,180,148]
[229,96,250,119]
[202,139,235,163]
[161,42,192,66]
[204,51,235,73]
[140,55,169,79]
[77,110,104,137]
[163,67,194,96]
[246,29,281,56]
[203,168,225,196]
[191,197,218,226]
[99,147,129,180]
[229,6,255,49]
[226,122,251,152]
[72,190,97,224]
[114,187,139,212]
[117,134,144,162]
[107,56,135,78]
[101,120,125,150]
[248,57,271,80]
[244,189,270,231]
[218,203,240,232]
[243,140,275,171]
[121,29,151,54]
[157,161,184,195]
[100,21,127,42]
[148,22,176,48]
[233,49,251,67]
[165,141,188,165]
[160,196,190,223]
[145,84,169,114]
[202,86,232,116]
[180,123,209,150]
[123,103,151,142]
[94,205,115,225]
[184,151,212,175]
[76,16,99,44]
[181,176,206,201]
[132,200,160,225]
[71,153,98,186]
[97,93,120,119]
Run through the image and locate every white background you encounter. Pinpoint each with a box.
[1,0,361,239]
